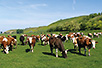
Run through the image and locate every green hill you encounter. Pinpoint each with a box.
[5,12,102,34]
[47,12,102,32]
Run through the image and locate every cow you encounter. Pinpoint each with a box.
[51,33,66,42]
[49,37,68,58]
[88,33,93,38]
[25,36,36,52]
[36,35,40,41]
[2,36,16,54]
[93,33,99,38]
[0,36,5,49]
[77,36,98,56]
[20,34,27,45]
[41,35,49,46]
[8,35,17,49]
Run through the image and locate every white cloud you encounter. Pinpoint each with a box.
[29,4,47,9]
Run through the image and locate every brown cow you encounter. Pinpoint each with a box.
[0,36,5,49]
[77,36,98,56]
[49,37,68,58]
[25,36,36,52]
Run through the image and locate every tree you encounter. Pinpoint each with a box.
[16,29,24,34]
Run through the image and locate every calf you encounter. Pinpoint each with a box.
[49,37,68,58]
[77,37,98,56]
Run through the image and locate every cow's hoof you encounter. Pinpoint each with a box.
[84,54,86,56]
[88,55,91,56]
[56,56,58,58]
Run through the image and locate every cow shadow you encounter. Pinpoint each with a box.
[25,49,30,53]
[42,52,63,58]
[68,49,86,56]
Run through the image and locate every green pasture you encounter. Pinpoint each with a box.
[0,30,102,68]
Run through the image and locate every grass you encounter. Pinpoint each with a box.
[0,31,102,68]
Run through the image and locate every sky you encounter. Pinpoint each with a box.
[0,0,102,32]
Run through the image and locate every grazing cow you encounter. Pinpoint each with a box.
[8,35,17,49]
[49,37,68,58]
[2,37,16,54]
[41,35,49,45]
[12,35,17,39]
[25,36,36,52]
[77,36,98,56]
[36,35,40,41]
[88,33,93,38]
[73,37,78,51]
[0,36,5,49]
[20,34,27,45]
[51,33,66,42]
[93,33,99,38]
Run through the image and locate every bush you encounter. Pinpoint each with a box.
[16,29,24,34]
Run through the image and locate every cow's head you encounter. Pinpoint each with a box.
[62,49,68,58]
[91,40,98,49]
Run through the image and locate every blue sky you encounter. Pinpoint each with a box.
[0,0,102,32]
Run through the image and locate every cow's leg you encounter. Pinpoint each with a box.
[50,47,53,55]
[56,48,58,57]
[47,41,49,45]
[88,49,91,56]
[5,46,9,54]
[84,46,87,56]
[79,47,81,54]
[74,46,76,50]
[11,43,14,51]
[31,45,34,52]
[29,44,32,52]
[14,41,17,49]
[41,40,43,45]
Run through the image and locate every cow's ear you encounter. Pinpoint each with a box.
[95,41,98,44]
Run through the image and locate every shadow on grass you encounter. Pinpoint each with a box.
[68,49,86,56]
[42,52,63,58]
[25,49,30,53]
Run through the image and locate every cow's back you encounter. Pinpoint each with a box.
[20,36,24,41]
[49,37,65,52]
[77,37,86,47]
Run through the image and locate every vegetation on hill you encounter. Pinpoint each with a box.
[47,12,102,32]
[5,12,102,34]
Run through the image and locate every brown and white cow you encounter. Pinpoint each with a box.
[77,36,98,56]
[36,35,40,41]
[8,35,17,49]
[49,37,68,58]
[40,34,50,45]
[93,33,99,38]
[25,36,36,52]
[2,36,16,54]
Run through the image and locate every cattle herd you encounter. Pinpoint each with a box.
[0,32,101,58]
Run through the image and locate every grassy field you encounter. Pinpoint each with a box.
[0,31,102,68]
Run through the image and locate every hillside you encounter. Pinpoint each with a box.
[5,12,102,34]
[47,13,102,32]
